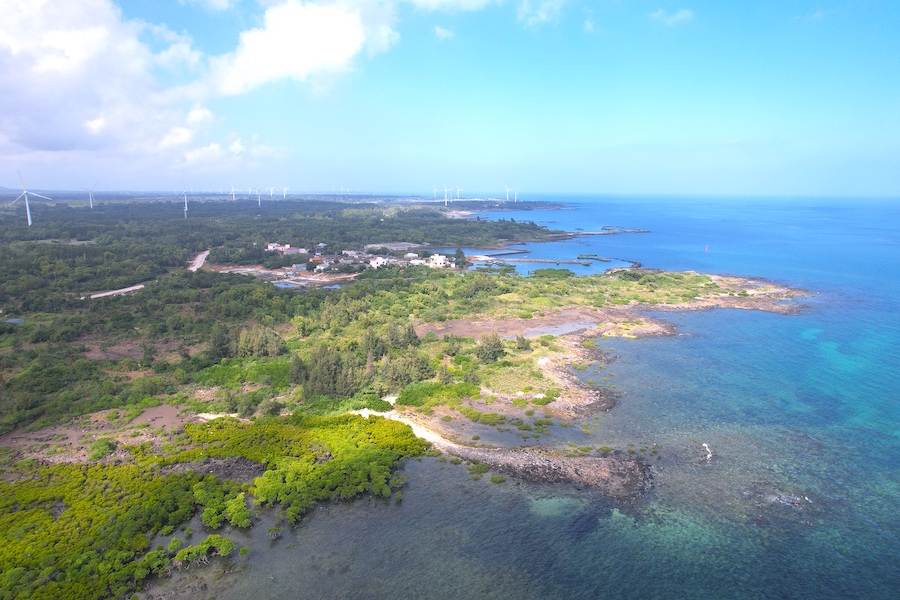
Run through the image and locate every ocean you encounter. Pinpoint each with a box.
[146,196,900,599]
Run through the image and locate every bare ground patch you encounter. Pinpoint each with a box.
[646,274,812,315]
[417,306,674,341]
[160,457,266,484]
[0,403,234,465]
[82,337,206,363]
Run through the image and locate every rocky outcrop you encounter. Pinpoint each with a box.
[445,444,651,500]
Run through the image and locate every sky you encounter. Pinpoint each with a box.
[1,0,899,197]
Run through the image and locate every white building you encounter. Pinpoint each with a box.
[427,254,449,268]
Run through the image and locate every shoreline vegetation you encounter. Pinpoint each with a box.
[0,197,809,599]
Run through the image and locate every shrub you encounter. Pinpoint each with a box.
[478,412,505,426]
[467,462,490,475]
[460,406,482,422]
[88,438,116,461]
[396,382,479,407]
[475,332,505,363]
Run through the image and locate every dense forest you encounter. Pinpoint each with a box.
[0,197,554,310]
[0,197,736,598]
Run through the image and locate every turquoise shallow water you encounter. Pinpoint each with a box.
[146,197,900,599]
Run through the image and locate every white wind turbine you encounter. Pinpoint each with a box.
[230,183,236,201]
[269,186,275,197]
[456,185,463,199]
[79,183,97,209]
[513,187,519,202]
[10,172,51,226]
[180,179,189,218]
[443,185,450,203]
[433,185,438,198]
[250,186,261,206]
[505,185,512,201]
[281,186,288,199]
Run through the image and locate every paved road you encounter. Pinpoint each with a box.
[86,249,210,299]
[89,284,145,299]
[188,249,210,272]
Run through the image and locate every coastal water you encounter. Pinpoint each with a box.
[147,197,900,599]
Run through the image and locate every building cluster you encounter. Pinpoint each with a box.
[265,242,308,255]
[266,241,457,274]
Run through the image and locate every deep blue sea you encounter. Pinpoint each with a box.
[148,197,900,599]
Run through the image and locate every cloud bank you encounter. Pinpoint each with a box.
[0,0,571,184]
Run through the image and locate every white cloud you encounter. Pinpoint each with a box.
[186,105,214,125]
[434,25,455,40]
[0,0,513,187]
[159,127,195,149]
[208,1,382,96]
[179,0,236,11]
[0,0,275,189]
[406,0,495,10]
[517,0,566,27]
[84,116,107,134]
[147,24,204,70]
[583,19,595,33]
[229,138,247,156]
[650,8,694,26]
[181,136,286,170]
[0,0,164,154]
[183,142,225,166]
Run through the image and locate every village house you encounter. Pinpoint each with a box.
[427,254,449,268]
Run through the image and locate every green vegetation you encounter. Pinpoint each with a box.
[0,414,426,599]
[88,437,117,461]
[0,197,749,599]
[396,382,480,408]
[0,463,202,598]
[0,258,721,433]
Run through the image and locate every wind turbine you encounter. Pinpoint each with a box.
[505,185,511,201]
[281,186,288,199]
[433,185,438,199]
[269,186,275,197]
[443,185,450,203]
[79,183,97,209]
[250,186,261,206]
[10,172,50,226]
[456,185,463,199]
[179,179,188,218]
[230,183,236,201]
[514,187,519,202]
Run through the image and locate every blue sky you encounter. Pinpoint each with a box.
[1,1,898,197]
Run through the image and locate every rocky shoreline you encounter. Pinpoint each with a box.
[445,443,652,500]
[366,408,652,501]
